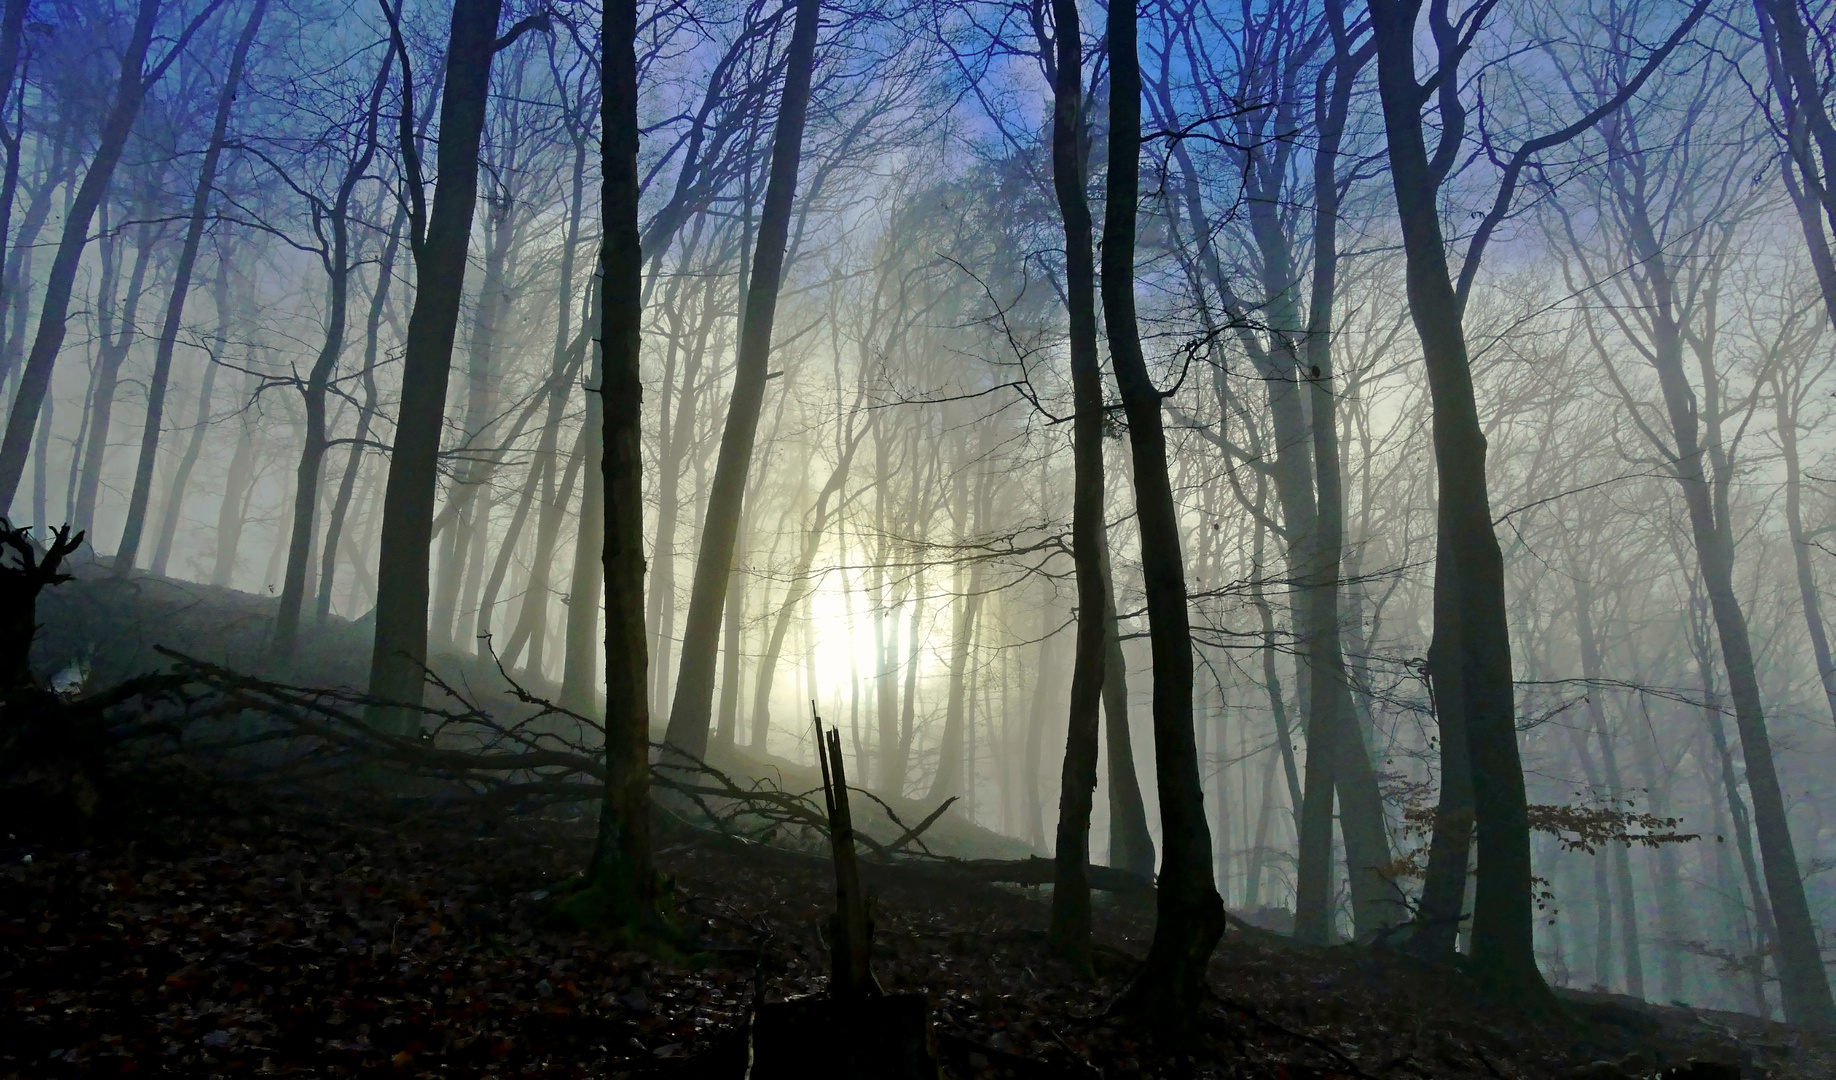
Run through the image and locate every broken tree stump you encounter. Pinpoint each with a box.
[746,707,940,1078]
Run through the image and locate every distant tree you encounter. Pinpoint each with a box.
[114,0,268,574]
[0,0,221,514]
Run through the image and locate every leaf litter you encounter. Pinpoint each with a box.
[0,785,1818,1079]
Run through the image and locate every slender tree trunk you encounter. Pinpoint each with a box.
[585,0,657,927]
[430,206,513,651]
[0,0,29,299]
[115,0,267,571]
[213,368,261,588]
[1250,516,1306,820]
[0,0,162,512]
[1105,2,1223,1028]
[1044,0,1110,970]
[1299,25,1402,941]
[1098,540,1155,876]
[0,134,70,391]
[1635,711,1689,1002]
[150,254,232,578]
[1646,277,1833,1030]
[1755,0,1836,325]
[1243,741,1279,909]
[318,210,403,619]
[930,456,985,801]
[1775,381,1836,724]
[368,0,509,724]
[662,0,822,758]
[1569,572,1645,997]
[1024,601,1056,849]
[559,329,605,714]
[73,221,156,539]
[274,59,389,658]
[488,143,589,661]
[748,427,861,747]
[712,502,750,751]
[893,555,926,792]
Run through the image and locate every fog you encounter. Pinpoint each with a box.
[4,0,1835,1037]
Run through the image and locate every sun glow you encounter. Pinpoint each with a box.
[801,585,885,715]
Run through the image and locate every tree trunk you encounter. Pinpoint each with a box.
[586,0,657,925]
[1774,378,1836,725]
[0,132,72,392]
[0,0,162,512]
[1635,233,1833,1031]
[1569,570,1644,997]
[213,367,261,588]
[0,0,29,298]
[430,201,515,652]
[929,455,986,802]
[558,328,605,715]
[1365,0,1542,999]
[73,220,157,539]
[1099,540,1154,876]
[150,253,232,578]
[115,0,267,572]
[367,0,508,725]
[1299,24,1402,941]
[1044,0,1111,970]
[1023,601,1057,850]
[1105,1,1223,1028]
[662,0,822,758]
[274,58,389,658]
[748,422,862,748]
[1754,0,1836,325]
[317,210,402,620]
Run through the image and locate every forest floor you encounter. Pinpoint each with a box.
[3,772,1825,1080]
[6,568,1830,1078]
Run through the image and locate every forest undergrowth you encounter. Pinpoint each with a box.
[0,765,1814,1080]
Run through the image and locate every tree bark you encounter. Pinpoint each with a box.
[662,0,822,758]
[368,0,508,725]
[115,0,267,572]
[1105,0,1223,1029]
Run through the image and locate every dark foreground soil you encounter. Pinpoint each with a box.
[0,779,1824,1080]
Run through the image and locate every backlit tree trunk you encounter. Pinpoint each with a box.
[1105,0,1224,1030]
[662,0,822,758]
[368,0,511,724]
[1043,0,1112,970]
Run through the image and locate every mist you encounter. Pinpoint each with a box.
[1,0,1834,1073]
